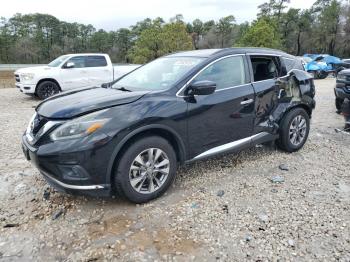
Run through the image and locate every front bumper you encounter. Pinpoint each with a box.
[21,135,112,197]
[16,82,36,94]
[334,85,350,100]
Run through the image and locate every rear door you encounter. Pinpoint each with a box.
[186,55,255,159]
[60,56,89,90]
[85,55,112,86]
[248,55,283,134]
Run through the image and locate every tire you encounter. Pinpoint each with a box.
[317,71,328,79]
[277,108,310,152]
[36,81,60,100]
[335,98,344,113]
[113,136,177,203]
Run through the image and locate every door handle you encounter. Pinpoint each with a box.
[240,98,254,105]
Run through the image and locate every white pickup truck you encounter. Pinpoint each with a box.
[14,53,140,99]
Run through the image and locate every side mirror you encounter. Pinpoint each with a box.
[187,80,216,96]
[64,62,75,69]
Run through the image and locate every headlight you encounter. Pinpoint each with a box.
[21,73,35,81]
[337,74,346,81]
[50,110,110,141]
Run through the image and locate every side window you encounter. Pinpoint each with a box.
[65,56,86,68]
[282,57,295,72]
[193,56,246,90]
[251,56,280,82]
[86,56,108,67]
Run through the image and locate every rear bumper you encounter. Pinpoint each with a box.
[16,83,36,94]
[21,135,111,197]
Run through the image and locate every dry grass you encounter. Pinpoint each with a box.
[0,71,15,88]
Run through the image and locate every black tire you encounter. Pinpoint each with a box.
[114,136,177,203]
[335,98,344,113]
[36,81,60,100]
[317,71,328,79]
[277,108,310,152]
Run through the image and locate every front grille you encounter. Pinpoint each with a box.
[32,114,48,136]
[15,74,20,82]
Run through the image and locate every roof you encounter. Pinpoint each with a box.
[167,47,293,58]
[65,53,108,56]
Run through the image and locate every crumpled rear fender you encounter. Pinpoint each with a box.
[258,69,316,134]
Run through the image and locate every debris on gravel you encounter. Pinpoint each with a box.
[271,175,285,183]
[52,209,65,220]
[216,190,225,197]
[279,164,289,171]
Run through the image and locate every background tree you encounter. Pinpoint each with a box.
[1,1,350,64]
[236,18,282,49]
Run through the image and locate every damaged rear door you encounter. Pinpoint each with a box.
[248,54,315,135]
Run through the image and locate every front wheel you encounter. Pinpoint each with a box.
[113,136,177,203]
[277,108,310,152]
[36,81,60,100]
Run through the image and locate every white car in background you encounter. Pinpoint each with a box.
[14,53,140,99]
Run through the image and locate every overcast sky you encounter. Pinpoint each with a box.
[2,0,315,31]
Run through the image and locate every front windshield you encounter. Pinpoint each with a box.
[112,57,204,91]
[48,55,70,67]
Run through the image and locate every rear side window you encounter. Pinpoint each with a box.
[193,56,246,90]
[282,57,305,72]
[86,56,107,67]
[282,57,295,72]
[250,56,280,81]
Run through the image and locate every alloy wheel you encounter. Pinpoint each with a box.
[129,148,170,194]
[289,115,307,146]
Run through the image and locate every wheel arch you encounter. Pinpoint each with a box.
[35,78,62,94]
[106,124,187,185]
[279,103,312,124]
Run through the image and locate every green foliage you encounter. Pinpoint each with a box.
[1,1,350,64]
[236,19,282,49]
[128,21,193,64]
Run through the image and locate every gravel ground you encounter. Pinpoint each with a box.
[0,79,349,262]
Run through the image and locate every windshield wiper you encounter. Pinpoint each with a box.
[116,87,132,92]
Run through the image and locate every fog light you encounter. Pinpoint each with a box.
[58,165,90,181]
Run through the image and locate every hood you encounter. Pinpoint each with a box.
[36,87,148,119]
[15,66,53,74]
[339,69,350,75]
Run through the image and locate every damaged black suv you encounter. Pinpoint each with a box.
[22,48,316,203]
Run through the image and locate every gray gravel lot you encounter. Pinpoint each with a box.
[0,79,349,261]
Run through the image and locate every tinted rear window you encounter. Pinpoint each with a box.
[86,56,107,67]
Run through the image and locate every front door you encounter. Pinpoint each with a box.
[60,56,89,90]
[185,55,255,159]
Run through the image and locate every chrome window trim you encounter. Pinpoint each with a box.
[176,54,246,97]
[215,83,250,92]
[176,53,307,96]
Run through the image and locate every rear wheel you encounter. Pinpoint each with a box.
[36,81,60,100]
[114,136,177,203]
[277,108,310,152]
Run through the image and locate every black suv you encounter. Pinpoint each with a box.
[335,69,350,112]
[22,48,315,203]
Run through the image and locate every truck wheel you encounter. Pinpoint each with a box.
[277,108,310,152]
[336,98,344,113]
[114,136,177,203]
[36,81,60,100]
[318,71,328,79]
